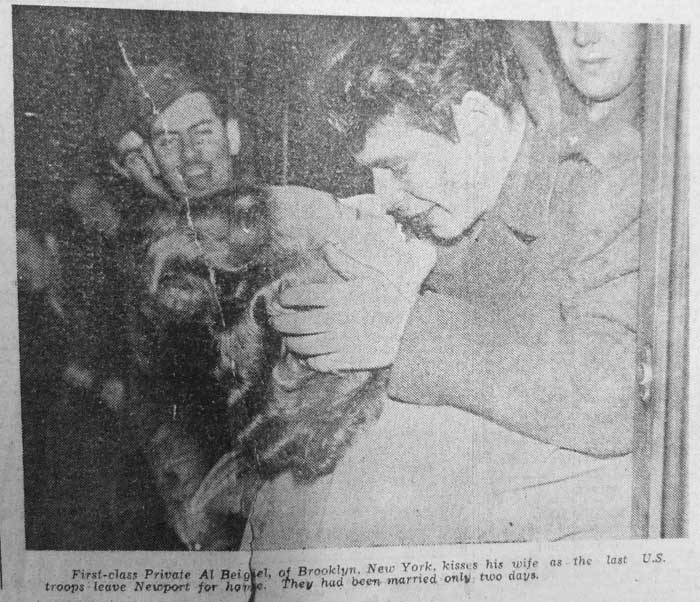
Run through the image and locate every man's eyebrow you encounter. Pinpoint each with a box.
[151,119,215,138]
[189,119,215,131]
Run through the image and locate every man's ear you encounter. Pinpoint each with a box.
[451,91,527,215]
[453,91,527,144]
[226,119,241,157]
[451,91,504,143]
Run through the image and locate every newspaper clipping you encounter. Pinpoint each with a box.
[1,0,697,600]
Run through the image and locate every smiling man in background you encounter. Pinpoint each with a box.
[146,87,240,201]
[93,61,249,549]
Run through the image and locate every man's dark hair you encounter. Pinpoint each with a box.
[315,18,523,150]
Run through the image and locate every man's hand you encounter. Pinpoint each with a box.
[270,234,435,372]
[111,130,175,205]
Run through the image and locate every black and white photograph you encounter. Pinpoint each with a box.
[2,1,693,597]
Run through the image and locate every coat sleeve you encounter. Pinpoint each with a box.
[388,183,640,458]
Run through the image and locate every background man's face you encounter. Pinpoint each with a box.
[551,22,644,102]
[150,92,233,199]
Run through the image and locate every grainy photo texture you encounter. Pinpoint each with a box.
[12,6,688,553]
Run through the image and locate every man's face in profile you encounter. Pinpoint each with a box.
[551,22,644,102]
[150,92,233,199]
[355,95,525,242]
[356,111,467,241]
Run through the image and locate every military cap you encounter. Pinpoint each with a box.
[98,60,211,148]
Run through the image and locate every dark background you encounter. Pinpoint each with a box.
[13,5,375,550]
[13,5,374,232]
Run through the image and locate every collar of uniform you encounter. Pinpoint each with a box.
[561,120,641,172]
[560,81,642,171]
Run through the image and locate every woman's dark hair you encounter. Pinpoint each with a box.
[237,353,388,481]
[314,18,523,150]
[141,185,387,482]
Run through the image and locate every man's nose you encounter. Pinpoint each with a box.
[572,22,601,47]
[182,135,201,163]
